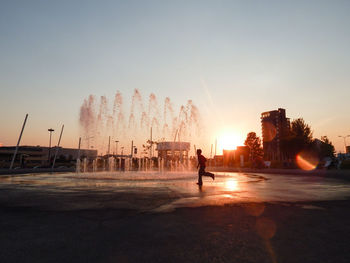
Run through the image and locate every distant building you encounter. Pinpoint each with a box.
[347,146,350,154]
[236,146,250,162]
[223,146,250,166]
[156,141,190,163]
[223,150,235,166]
[261,108,290,161]
[0,146,97,168]
[213,155,223,166]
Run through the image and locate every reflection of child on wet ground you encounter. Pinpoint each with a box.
[197,149,215,186]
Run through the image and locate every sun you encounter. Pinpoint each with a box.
[217,131,243,154]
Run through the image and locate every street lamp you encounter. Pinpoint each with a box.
[121,147,124,156]
[115,140,119,155]
[48,128,54,162]
[338,135,350,153]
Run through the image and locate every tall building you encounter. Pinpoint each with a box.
[261,108,290,161]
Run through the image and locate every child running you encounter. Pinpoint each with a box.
[196,149,215,186]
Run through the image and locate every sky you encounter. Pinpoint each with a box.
[1,0,350,155]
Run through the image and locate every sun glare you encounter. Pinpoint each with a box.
[217,132,243,154]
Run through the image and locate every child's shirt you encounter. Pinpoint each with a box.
[198,154,207,168]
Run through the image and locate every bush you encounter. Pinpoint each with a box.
[269,161,284,169]
[340,160,350,169]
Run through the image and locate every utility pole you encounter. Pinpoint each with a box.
[52,125,64,169]
[48,128,55,163]
[215,138,217,156]
[77,137,81,161]
[107,136,111,156]
[10,114,28,169]
[131,140,134,158]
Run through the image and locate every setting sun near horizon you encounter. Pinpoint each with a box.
[216,131,245,155]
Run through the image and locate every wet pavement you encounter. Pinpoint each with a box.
[1,171,350,263]
[1,171,350,212]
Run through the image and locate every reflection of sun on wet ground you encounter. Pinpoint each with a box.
[2,172,350,212]
[225,179,238,191]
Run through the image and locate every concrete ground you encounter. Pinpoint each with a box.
[1,172,350,262]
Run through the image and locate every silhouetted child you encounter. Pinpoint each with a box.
[196,149,215,186]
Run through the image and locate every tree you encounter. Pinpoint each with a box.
[291,118,313,145]
[142,139,157,158]
[244,132,263,162]
[312,136,335,159]
[282,118,313,159]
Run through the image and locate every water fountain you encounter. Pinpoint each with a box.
[92,159,97,172]
[76,159,81,173]
[83,158,87,173]
[77,89,201,175]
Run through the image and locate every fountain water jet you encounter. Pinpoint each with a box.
[79,89,202,157]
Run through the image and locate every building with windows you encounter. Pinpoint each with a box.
[261,108,290,161]
[156,141,190,164]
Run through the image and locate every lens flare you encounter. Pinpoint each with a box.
[256,217,277,239]
[244,203,265,217]
[296,152,319,171]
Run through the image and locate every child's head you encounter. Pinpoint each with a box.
[196,149,202,155]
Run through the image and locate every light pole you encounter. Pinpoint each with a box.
[338,135,350,153]
[115,140,119,155]
[121,147,124,156]
[48,128,54,163]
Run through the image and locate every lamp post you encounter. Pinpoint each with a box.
[115,140,119,155]
[48,128,54,163]
[121,147,124,156]
[338,135,350,153]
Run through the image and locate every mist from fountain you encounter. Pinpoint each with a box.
[77,89,202,176]
[79,89,201,157]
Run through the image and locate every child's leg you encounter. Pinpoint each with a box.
[204,171,215,180]
[198,167,205,185]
